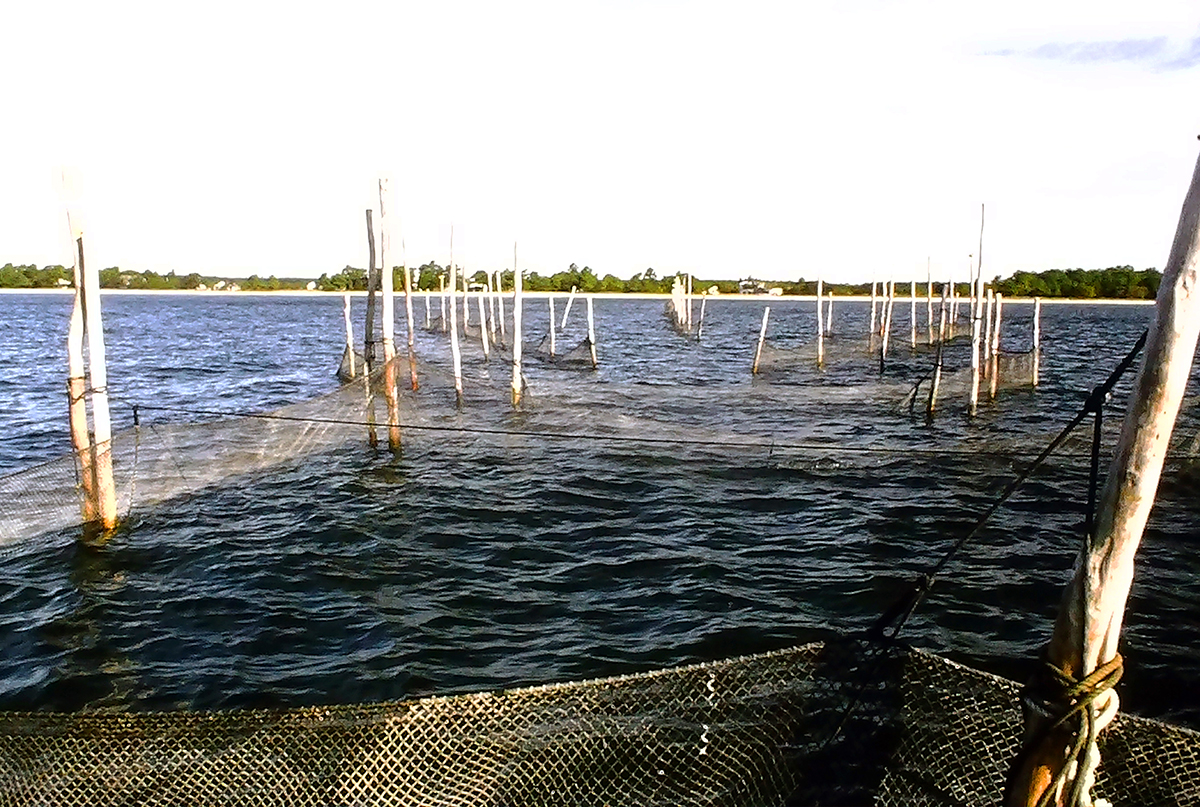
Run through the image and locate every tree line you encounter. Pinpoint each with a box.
[0,261,1163,299]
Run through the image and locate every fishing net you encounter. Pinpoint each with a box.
[532,331,595,368]
[1,638,1196,806]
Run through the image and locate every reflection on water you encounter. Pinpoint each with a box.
[1,294,1199,731]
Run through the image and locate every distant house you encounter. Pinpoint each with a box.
[213,280,227,290]
[306,281,317,291]
[738,279,766,294]
[56,278,72,288]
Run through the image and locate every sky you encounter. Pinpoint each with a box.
[2,0,1199,283]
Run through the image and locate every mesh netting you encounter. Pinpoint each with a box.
[532,332,594,368]
[1,639,1196,806]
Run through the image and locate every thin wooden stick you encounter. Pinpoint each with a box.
[477,288,490,359]
[989,292,1002,398]
[926,258,934,345]
[869,277,879,342]
[697,294,707,342]
[910,280,917,349]
[968,209,985,416]
[586,296,598,369]
[561,285,578,329]
[927,286,949,418]
[378,179,401,451]
[343,293,356,379]
[66,231,96,527]
[364,210,378,447]
[816,276,825,367]
[1033,297,1042,387]
[983,287,995,376]
[511,243,523,407]
[461,268,470,330]
[752,306,770,375]
[439,273,447,333]
[879,279,895,371]
[1008,145,1200,807]
[449,235,463,408]
[826,291,834,335]
[75,231,117,530]
[424,290,431,329]
[486,269,498,339]
[495,269,506,340]
[402,248,419,391]
[548,296,557,357]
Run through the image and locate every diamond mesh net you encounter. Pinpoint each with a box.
[2,639,1197,806]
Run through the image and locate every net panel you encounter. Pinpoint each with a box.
[2,640,1198,806]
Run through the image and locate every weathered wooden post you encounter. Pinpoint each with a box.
[477,287,491,360]
[910,279,917,348]
[548,296,557,357]
[66,250,97,527]
[1006,145,1200,807]
[879,279,895,371]
[449,242,464,408]
[926,258,934,345]
[826,291,834,335]
[486,270,498,339]
[402,257,419,391]
[378,179,401,451]
[439,273,447,333]
[816,275,825,367]
[752,306,770,375]
[586,296,598,369]
[342,293,356,379]
[424,289,431,330]
[511,243,524,407]
[495,269,506,340]
[561,285,578,329]
[461,269,471,330]
[989,292,1003,399]
[983,287,995,376]
[363,209,379,447]
[1032,297,1042,387]
[697,293,707,342]
[869,276,879,341]
[968,274,984,416]
[927,286,950,417]
[686,273,693,332]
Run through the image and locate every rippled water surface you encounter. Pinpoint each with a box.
[2,291,1199,729]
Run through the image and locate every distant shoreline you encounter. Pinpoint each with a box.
[0,288,1155,305]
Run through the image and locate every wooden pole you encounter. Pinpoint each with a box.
[586,296,598,370]
[424,290,431,330]
[968,211,985,416]
[983,287,995,376]
[1007,145,1200,807]
[378,179,401,451]
[926,286,949,417]
[548,296,557,357]
[439,273,447,333]
[926,258,934,345]
[752,306,770,375]
[486,270,498,339]
[75,232,117,530]
[910,279,917,349]
[495,269,506,340]
[879,279,895,371]
[449,235,463,408]
[1033,297,1042,387]
[477,288,490,359]
[342,293,356,379]
[461,269,470,330]
[816,276,825,367]
[363,209,379,447]
[511,243,523,407]
[869,277,879,341]
[66,230,97,527]
[989,292,1003,399]
[561,285,578,329]
[401,251,419,391]
[826,291,834,335]
[948,273,957,339]
[686,273,693,331]
[697,294,707,342]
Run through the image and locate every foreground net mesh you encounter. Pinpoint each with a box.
[2,638,1197,806]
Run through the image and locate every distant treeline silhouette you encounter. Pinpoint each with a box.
[0,262,1161,299]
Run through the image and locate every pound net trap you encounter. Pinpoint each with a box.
[2,639,1197,806]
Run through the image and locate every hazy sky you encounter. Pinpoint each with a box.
[3,1,1199,283]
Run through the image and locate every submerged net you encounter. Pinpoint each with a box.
[532,331,595,368]
[2,638,1197,806]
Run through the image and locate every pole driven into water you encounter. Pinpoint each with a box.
[561,285,578,330]
[926,286,949,418]
[586,296,598,370]
[1033,297,1042,387]
[378,179,401,451]
[816,275,825,367]
[342,293,356,379]
[495,269,506,341]
[989,292,1003,398]
[752,306,770,375]
[968,207,986,416]
[548,296,557,357]
[448,232,463,409]
[1007,143,1200,807]
[402,248,419,391]
[511,243,523,407]
[363,209,379,447]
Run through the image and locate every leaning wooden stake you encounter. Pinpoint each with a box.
[548,296,557,357]
[697,294,707,342]
[983,287,995,376]
[869,277,879,342]
[1033,297,1042,387]
[879,279,895,372]
[1007,145,1200,807]
[989,292,1003,398]
[65,224,97,528]
[752,306,770,375]
[561,285,578,329]
[586,296,598,370]
[511,243,523,407]
[926,286,949,417]
[486,270,498,340]
[363,210,379,447]
[495,269,506,340]
[378,179,401,451]
[477,289,491,359]
[402,254,419,391]
[342,293,356,379]
[74,229,118,530]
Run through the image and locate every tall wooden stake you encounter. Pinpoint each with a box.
[1033,297,1042,387]
[449,234,463,408]
[561,285,578,329]
[968,208,985,416]
[511,243,523,407]
[989,292,1003,398]
[586,296,598,370]
[1007,144,1200,807]
[342,293,356,379]
[402,250,419,391]
[752,306,770,375]
[816,275,825,367]
[74,230,117,530]
[439,273,447,333]
[697,294,707,342]
[869,277,879,342]
[927,286,949,418]
[66,223,97,528]
[378,179,401,451]
[548,296,557,357]
[364,209,378,447]
[495,269,506,340]
[486,270,498,339]
[910,280,917,348]
[477,288,490,359]
[926,258,934,345]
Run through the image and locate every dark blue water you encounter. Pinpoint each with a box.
[2,291,1199,730]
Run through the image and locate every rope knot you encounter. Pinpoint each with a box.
[1022,651,1123,732]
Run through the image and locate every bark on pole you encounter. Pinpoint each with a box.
[1007,147,1200,807]
[378,179,401,452]
[511,243,523,408]
[752,306,770,375]
[343,293,356,379]
[76,232,117,530]
[66,228,96,527]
